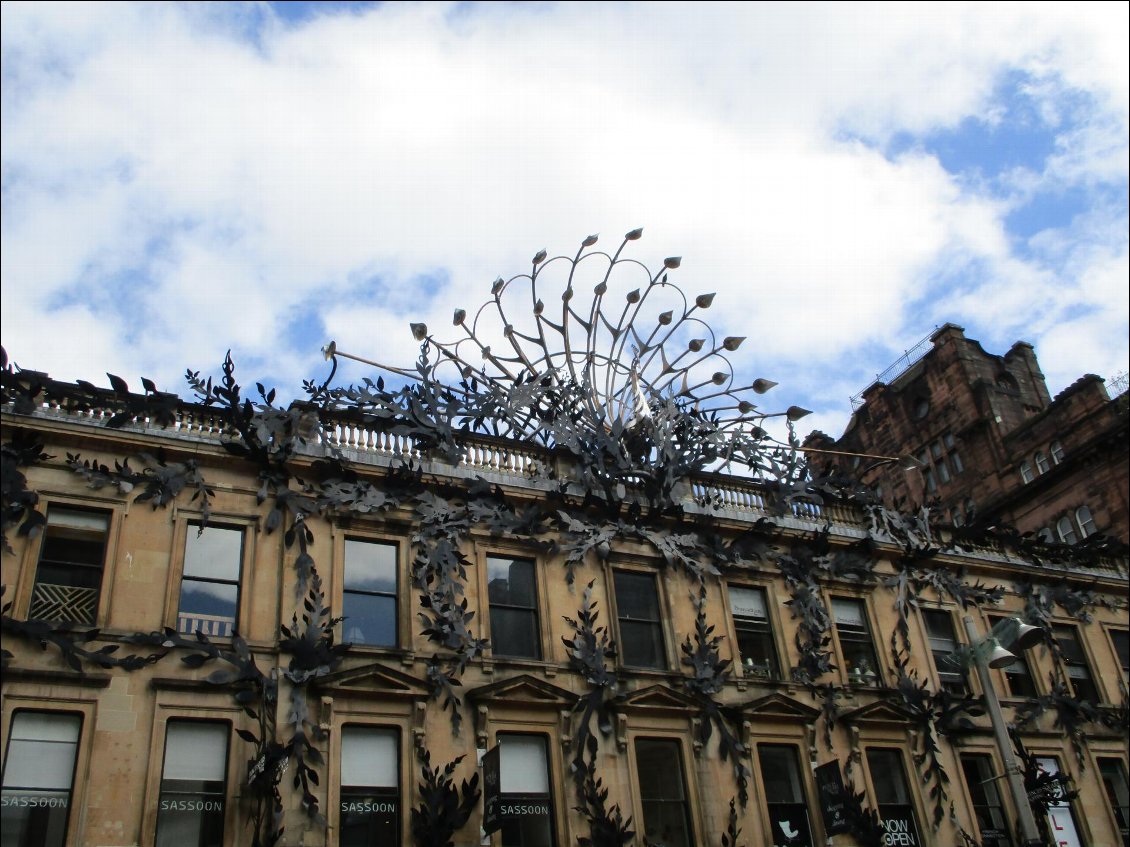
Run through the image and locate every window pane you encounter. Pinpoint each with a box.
[488,557,537,607]
[341,728,397,788]
[182,525,242,581]
[614,572,660,620]
[499,735,554,847]
[342,592,397,647]
[867,750,909,804]
[345,540,397,593]
[31,509,109,624]
[832,598,865,628]
[729,586,767,619]
[1,712,81,847]
[178,582,238,637]
[491,608,540,660]
[1112,630,1130,673]
[619,620,665,669]
[1098,758,1129,844]
[635,740,691,847]
[758,746,814,847]
[156,722,227,847]
[961,755,1011,847]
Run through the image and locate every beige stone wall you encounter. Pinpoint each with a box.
[2,412,1128,847]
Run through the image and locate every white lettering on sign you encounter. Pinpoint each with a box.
[500,804,550,816]
[881,817,918,846]
[159,799,224,812]
[0,795,68,808]
[341,801,397,813]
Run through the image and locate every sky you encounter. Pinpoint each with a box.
[2,1,1127,441]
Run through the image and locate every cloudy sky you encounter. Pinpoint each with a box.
[2,1,1127,439]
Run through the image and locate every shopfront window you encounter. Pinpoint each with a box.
[758,745,813,846]
[866,748,922,847]
[1,712,82,847]
[498,734,555,847]
[340,727,398,846]
[155,721,228,847]
[635,739,692,847]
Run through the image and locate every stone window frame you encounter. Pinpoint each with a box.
[162,512,258,641]
[13,495,125,628]
[0,700,94,847]
[473,540,555,670]
[721,581,788,686]
[606,565,675,673]
[329,525,412,657]
[627,733,702,847]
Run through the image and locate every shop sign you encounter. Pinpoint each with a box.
[814,761,850,835]
[481,744,502,834]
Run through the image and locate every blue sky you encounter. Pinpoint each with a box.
[2,2,1127,440]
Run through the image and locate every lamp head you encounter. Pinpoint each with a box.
[1011,619,1043,652]
[987,640,1018,669]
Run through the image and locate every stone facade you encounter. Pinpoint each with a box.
[2,383,1128,847]
[818,324,1129,544]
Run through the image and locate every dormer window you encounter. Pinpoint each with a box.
[1034,452,1050,475]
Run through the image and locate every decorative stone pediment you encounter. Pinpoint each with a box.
[840,698,914,727]
[740,691,820,722]
[466,673,576,708]
[612,683,699,715]
[312,661,430,700]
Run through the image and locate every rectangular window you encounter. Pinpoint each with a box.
[614,571,666,670]
[1036,757,1084,846]
[177,524,243,638]
[488,556,541,660]
[1053,625,1099,703]
[1,712,82,847]
[758,745,814,847]
[635,739,693,847]
[730,586,779,681]
[922,610,967,695]
[866,748,922,847]
[1098,758,1130,846]
[944,434,964,473]
[155,721,228,847]
[343,539,398,647]
[1111,630,1129,675]
[340,727,398,847]
[498,734,555,847]
[29,508,109,624]
[989,616,1038,698]
[960,754,1012,847]
[832,598,881,686]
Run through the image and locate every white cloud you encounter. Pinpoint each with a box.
[2,1,1126,433]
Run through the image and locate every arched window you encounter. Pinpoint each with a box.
[1049,441,1065,464]
[1019,461,1033,484]
[952,510,965,527]
[1056,516,1078,544]
[1075,506,1096,538]
[1037,527,1054,543]
[1034,452,1049,475]
[963,498,976,522]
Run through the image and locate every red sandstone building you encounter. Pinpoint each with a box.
[812,324,1129,544]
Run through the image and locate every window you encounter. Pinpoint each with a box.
[989,616,1038,698]
[1,712,82,847]
[729,586,779,681]
[960,755,1011,847]
[918,434,963,491]
[1049,441,1065,465]
[340,727,398,847]
[1056,516,1078,544]
[29,508,109,624]
[832,598,881,686]
[1036,527,1054,544]
[1053,625,1099,703]
[758,745,813,846]
[497,735,555,847]
[1019,461,1034,484]
[1036,757,1083,846]
[155,721,229,847]
[614,571,665,670]
[922,610,967,695]
[1034,452,1049,475]
[866,748,922,847]
[1098,758,1130,845]
[635,739,693,847]
[1111,630,1130,676]
[178,524,243,637]
[343,539,398,647]
[1075,506,1097,539]
[488,556,541,660]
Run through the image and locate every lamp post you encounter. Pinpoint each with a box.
[961,615,1044,847]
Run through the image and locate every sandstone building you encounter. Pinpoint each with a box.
[2,242,1128,847]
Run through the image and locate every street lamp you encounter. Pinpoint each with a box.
[961,615,1044,847]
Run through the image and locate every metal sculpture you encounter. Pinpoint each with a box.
[323,229,809,447]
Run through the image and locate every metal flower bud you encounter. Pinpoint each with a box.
[411,323,428,341]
